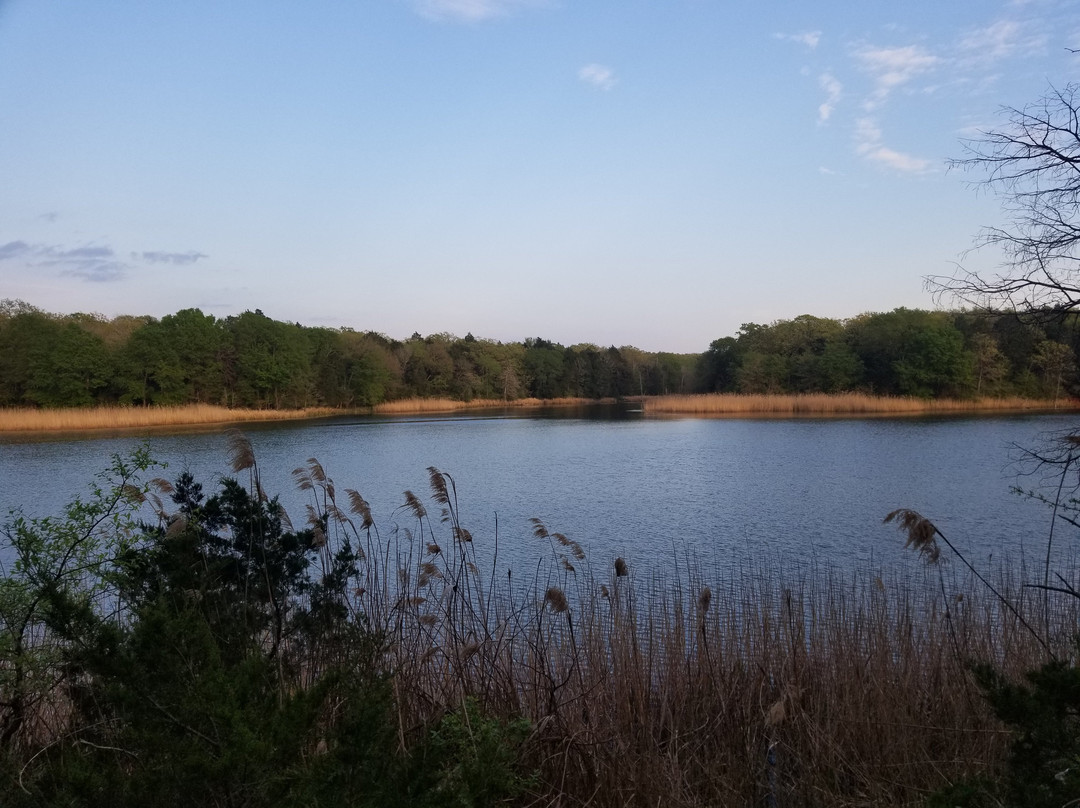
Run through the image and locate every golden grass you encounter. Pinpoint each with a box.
[371,396,607,415]
[0,404,343,433]
[644,392,1080,416]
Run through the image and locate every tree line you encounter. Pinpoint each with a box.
[0,300,696,409]
[2,299,1077,410]
[697,308,1079,399]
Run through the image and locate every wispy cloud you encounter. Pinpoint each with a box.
[579,63,616,91]
[855,44,939,107]
[854,116,933,173]
[818,73,842,123]
[135,250,207,265]
[37,211,58,223]
[0,241,31,261]
[411,0,543,22]
[0,240,208,282]
[37,246,128,282]
[956,19,1045,66]
[775,30,822,50]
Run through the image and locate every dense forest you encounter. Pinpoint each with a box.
[0,299,1077,409]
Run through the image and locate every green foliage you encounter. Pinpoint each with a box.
[927,659,1080,808]
[414,698,536,808]
[13,297,1080,408]
[0,447,154,747]
[979,659,1080,807]
[2,449,536,807]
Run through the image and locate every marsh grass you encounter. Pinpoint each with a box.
[371,396,607,414]
[7,448,1073,806]
[279,458,1074,805]
[0,398,610,432]
[644,392,1079,417]
[0,404,342,433]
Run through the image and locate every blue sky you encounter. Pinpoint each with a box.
[1,0,1077,352]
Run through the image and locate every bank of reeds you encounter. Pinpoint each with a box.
[371,396,607,415]
[7,448,1071,805]
[0,404,342,433]
[0,398,608,433]
[645,391,1079,416]
[289,458,1071,805]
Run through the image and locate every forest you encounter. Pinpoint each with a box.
[0,298,1077,410]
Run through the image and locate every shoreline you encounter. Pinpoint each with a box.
[1,393,1077,434]
[0,398,608,435]
[643,392,1080,417]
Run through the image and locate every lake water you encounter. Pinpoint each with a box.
[2,407,1079,579]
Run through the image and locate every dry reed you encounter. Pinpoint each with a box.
[10,449,1073,806]
[371,396,608,415]
[644,392,1080,417]
[0,404,342,433]
[285,461,1070,806]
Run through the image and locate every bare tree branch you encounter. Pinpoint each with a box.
[929,83,1080,320]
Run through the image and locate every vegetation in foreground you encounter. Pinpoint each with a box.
[2,435,1076,806]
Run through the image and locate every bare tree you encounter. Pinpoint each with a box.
[931,82,1080,318]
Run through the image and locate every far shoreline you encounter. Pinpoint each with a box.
[1,394,1077,435]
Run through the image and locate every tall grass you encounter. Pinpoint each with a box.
[371,396,608,414]
[8,448,1070,805]
[283,458,1069,805]
[0,398,610,432]
[645,392,1079,416]
[0,404,342,433]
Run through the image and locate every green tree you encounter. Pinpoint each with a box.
[969,333,1010,396]
[1031,339,1075,400]
[849,309,972,397]
[523,338,568,399]
[225,310,313,408]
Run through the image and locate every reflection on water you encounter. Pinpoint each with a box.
[2,407,1077,578]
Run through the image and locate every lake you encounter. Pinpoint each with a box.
[2,406,1078,579]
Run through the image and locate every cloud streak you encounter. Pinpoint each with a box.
[775,30,822,49]
[856,44,939,107]
[956,19,1044,65]
[854,117,932,173]
[411,0,543,22]
[0,240,208,282]
[818,73,842,122]
[136,250,208,265]
[579,63,616,91]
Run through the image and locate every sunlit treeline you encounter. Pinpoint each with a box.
[3,300,1078,410]
[0,300,695,409]
[698,308,1080,399]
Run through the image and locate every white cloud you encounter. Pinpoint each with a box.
[956,19,1045,66]
[775,30,822,49]
[854,116,932,173]
[579,63,616,91]
[855,44,939,106]
[862,145,933,173]
[818,73,842,123]
[411,0,542,22]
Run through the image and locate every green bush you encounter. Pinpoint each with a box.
[2,450,535,807]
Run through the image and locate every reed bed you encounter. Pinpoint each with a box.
[290,460,1072,806]
[0,404,342,433]
[371,396,607,414]
[8,448,1074,805]
[644,392,1079,416]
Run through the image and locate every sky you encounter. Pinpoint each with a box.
[1,0,1078,353]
